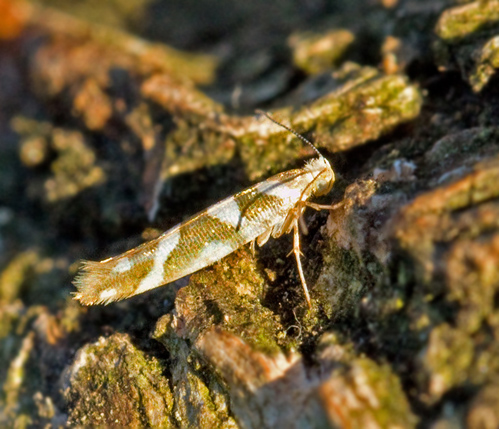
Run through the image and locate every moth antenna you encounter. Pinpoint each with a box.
[256,110,324,158]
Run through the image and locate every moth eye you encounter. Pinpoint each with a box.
[314,174,333,195]
[315,178,328,193]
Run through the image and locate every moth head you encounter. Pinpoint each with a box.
[306,157,335,196]
[255,110,335,196]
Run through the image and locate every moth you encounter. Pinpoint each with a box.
[74,111,335,308]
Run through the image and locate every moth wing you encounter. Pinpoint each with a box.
[74,167,314,305]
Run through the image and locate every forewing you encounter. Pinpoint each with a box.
[74,168,312,305]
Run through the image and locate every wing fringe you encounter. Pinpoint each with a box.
[73,260,121,305]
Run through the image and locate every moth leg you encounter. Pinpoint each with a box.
[292,218,312,309]
[305,201,344,211]
[257,227,272,247]
[249,239,256,257]
[299,214,309,236]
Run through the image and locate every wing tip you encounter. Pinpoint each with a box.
[72,260,117,306]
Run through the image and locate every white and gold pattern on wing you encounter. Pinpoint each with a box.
[74,113,335,308]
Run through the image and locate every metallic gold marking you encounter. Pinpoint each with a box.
[162,215,242,278]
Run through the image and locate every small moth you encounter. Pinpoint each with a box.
[74,111,335,308]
